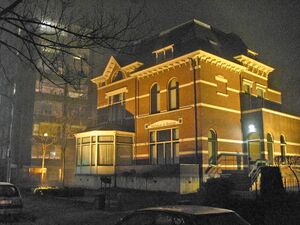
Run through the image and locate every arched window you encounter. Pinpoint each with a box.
[168,79,179,110]
[267,133,274,165]
[208,130,218,165]
[150,83,160,114]
[112,71,124,82]
[280,135,286,163]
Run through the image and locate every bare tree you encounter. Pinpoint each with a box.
[0,0,145,86]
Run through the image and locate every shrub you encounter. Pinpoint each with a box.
[260,167,285,199]
[202,177,234,204]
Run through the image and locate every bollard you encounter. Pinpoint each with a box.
[95,193,105,210]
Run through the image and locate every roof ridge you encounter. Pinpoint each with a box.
[159,18,211,37]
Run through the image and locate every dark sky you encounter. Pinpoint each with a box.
[89,0,300,115]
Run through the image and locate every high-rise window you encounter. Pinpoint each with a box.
[150,83,160,114]
[208,130,218,165]
[168,79,179,110]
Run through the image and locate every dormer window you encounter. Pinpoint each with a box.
[112,71,124,82]
[152,44,174,64]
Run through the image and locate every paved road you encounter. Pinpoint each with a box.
[2,194,127,225]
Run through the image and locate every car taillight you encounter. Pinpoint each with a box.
[0,199,12,205]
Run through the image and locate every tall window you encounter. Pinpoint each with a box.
[280,135,286,163]
[168,79,179,110]
[150,83,160,114]
[208,130,218,165]
[267,133,274,165]
[98,136,114,165]
[108,93,125,122]
[150,128,179,165]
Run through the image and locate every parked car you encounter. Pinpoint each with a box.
[0,182,23,219]
[116,205,250,225]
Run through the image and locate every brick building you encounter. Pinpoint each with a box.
[74,19,300,193]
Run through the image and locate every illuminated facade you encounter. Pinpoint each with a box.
[30,79,89,185]
[75,19,300,193]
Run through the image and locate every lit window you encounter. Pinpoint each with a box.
[81,145,91,166]
[97,135,114,165]
[168,79,179,110]
[98,144,113,165]
[149,128,179,165]
[150,83,160,114]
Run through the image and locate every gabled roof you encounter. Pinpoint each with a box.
[91,56,120,84]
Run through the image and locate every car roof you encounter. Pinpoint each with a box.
[0,182,15,186]
[138,205,234,216]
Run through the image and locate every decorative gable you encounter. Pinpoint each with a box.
[91,56,143,87]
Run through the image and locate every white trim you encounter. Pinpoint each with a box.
[97,76,134,90]
[217,138,244,144]
[137,106,192,119]
[217,151,247,155]
[134,143,149,147]
[197,103,241,114]
[74,130,134,137]
[262,108,300,121]
[135,154,149,158]
[242,108,300,121]
[215,75,228,83]
[268,88,281,95]
[217,92,229,97]
[256,83,267,89]
[105,87,128,98]
[286,141,300,147]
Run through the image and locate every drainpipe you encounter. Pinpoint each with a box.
[190,58,202,188]
[134,77,138,166]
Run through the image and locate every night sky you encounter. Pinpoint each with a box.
[98,0,300,116]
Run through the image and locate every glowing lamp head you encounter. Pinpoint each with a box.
[248,124,256,133]
[43,133,48,137]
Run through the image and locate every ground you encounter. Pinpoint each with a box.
[1,188,299,225]
[1,193,126,225]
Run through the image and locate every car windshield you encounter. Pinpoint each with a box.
[195,212,250,225]
[0,185,19,197]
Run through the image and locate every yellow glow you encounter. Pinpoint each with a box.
[152,44,174,55]
[247,49,258,56]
